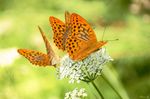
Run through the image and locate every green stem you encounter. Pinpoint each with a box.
[91,81,104,99]
[101,74,122,99]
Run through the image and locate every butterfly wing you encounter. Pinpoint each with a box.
[38,26,60,66]
[63,11,71,48]
[18,49,50,66]
[49,16,66,50]
[65,13,107,61]
[17,27,59,67]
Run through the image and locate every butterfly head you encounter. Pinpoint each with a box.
[98,40,107,46]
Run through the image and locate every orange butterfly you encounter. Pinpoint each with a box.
[49,11,107,61]
[17,26,59,67]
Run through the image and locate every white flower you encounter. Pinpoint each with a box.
[64,88,87,99]
[57,48,112,83]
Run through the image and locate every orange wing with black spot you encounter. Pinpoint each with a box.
[18,26,59,67]
[49,16,66,51]
[65,13,107,61]
[18,49,50,66]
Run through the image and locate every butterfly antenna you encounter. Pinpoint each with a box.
[102,26,107,41]
[101,25,119,42]
[106,38,119,42]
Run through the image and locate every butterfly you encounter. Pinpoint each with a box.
[17,26,59,67]
[49,11,107,61]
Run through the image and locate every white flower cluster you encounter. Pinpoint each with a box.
[57,48,113,83]
[64,88,87,99]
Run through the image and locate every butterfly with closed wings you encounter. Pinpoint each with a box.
[17,26,59,67]
[50,11,107,61]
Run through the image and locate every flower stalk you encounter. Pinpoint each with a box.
[91,81,104,99]
[101,74,122,99]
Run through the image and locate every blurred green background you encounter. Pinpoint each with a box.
[0,0,150,99]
